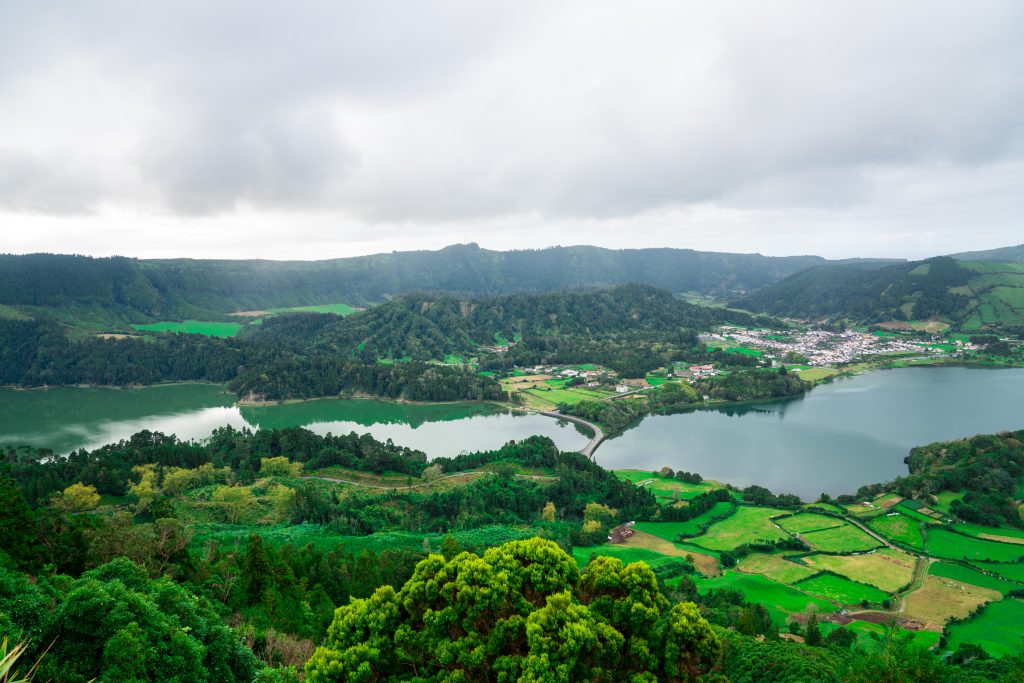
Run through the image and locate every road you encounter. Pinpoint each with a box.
[537,410,605,458]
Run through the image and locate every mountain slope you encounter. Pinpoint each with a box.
[0,245,844,325]
[250,283,766,361]
[733,257,1024,330]
[949,243,1024,262]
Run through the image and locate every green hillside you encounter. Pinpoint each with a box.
[734,257,1024,331]
[0,245,839,326]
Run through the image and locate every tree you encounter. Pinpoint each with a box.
[260,457,303,478]
[129,464,159,515]
[51,482,100,512]
[0,471,37,569]
[305,538,721,682]
[805,613,822,646]
[242,534,273,605]
[211,485,258,524]
[541,501,557,523]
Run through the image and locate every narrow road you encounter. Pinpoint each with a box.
[537,410,605,458]
[844,514,897,549]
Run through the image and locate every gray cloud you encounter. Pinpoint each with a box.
[0,1,1021,256]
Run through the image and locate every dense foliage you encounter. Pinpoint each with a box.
[304,538,722,682]
[693,367,809,402]
[0,246,831,322]
[844,430,1024,527]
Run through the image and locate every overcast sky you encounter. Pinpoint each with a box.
[0,1,1021,261]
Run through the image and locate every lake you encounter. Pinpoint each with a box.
[0,384,591,457]
[2,366,1022,498]
[596,366,1024,498]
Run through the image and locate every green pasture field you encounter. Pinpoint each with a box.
[798,524,881,553]
[689,506,790,551]
[794,367,839,382]
[737,553,818,584]
[776,512,843,535]
[926,528,1024,563]
[929,562,1023,595]
[267,302,357,316]
[803,502,847,515]
[868,512,924,549]
[694,572,833,625]
[634,504,737,540]
[616,470,721,501]
[795,573,889,606]
[819,621,940,652]
[803,548,916,593]
[976,562,1024,582]
[944,598,1024,658]
[571,544,693,572]
[132,320,242,337]
[951,522,1024,542]
[443,354,466,365]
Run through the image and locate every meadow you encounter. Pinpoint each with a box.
[776,512,843,534]
[925,528,1024,563]
[689,506,790,551]
[616,469,722,502]
[736,552,817,584]
[634,505,738,540]
[131,320,242,337]
[928,561,1023,595]
[798,523,881,553]
[802,549,916,593]
[794,573,889,606]
[901,576,1001,631]
[867,512,923,549]
[944,599,1024,658]
[267,302,358,316]
[694,572,832,625]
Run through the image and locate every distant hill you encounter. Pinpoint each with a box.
[733,257,1024,331]
[250,283,767,361]
[0,245,847,326]
[949,243,1024,262]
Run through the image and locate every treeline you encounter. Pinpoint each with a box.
[0,318,506,402]
[843,430,1024,527]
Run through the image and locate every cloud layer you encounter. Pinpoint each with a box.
[0,1,1021,258]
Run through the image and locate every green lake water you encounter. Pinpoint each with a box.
[596,366,1024,498]
[0,384,590,457]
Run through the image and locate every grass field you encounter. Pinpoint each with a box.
[689,506,790,551]
[694,572,833,625]
[929,562,1023,595]
[571,544,694,573]
[795,573,889,606]
[799,524,881,553]
[266,302,357,316]
[616,469,721,502]
[737,553,818,584]
[977,561,1024,583]
[803,549,916,593]
[902,576,1002,631]
[819,620,940,652]
[634,505,737,540]
[926,528,1024,563]
[952,522,1024,544]
[944,599,1024,658]
[132,320,242,337]
[776,513,843,534]
[612,530,720,576]
[794,367,839,382]
[868,512,924,549]
[931,490,965,514]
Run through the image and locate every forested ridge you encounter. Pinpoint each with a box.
[0,245,846,323]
